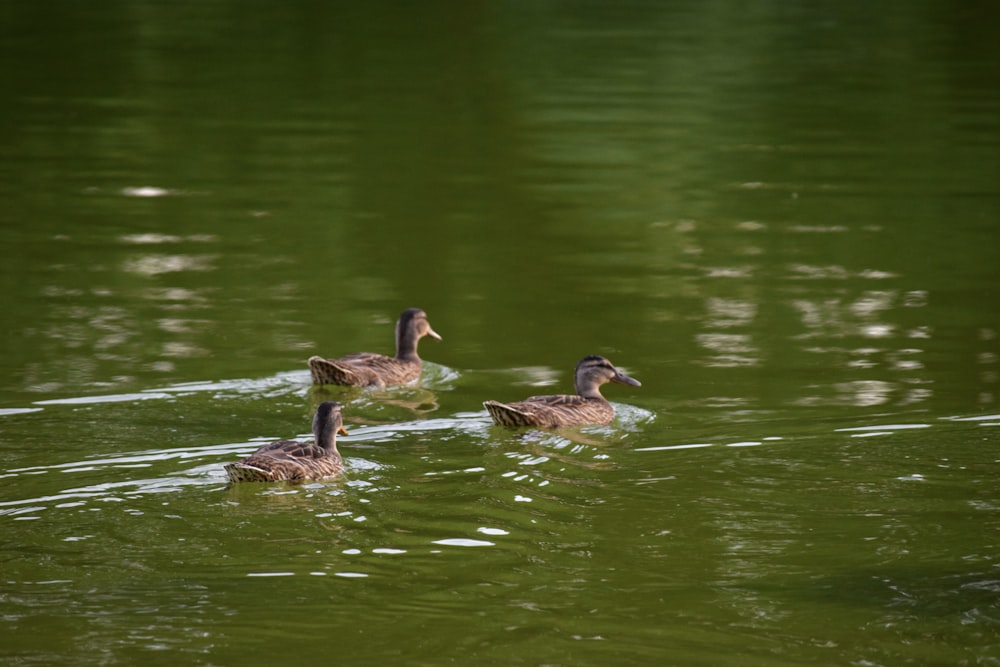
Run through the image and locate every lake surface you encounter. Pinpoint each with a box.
[2,1,999,664]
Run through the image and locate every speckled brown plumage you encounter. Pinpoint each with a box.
[484,355,641,428]
[225,402,349,483]
[308,308,441,388]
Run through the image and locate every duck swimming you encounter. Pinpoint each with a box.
[483,355,641,428]
[308,308,441,388]
[225,401,349,483]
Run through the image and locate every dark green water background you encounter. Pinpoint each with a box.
[2,2,998,665]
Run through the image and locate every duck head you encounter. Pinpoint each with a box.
[574,355,641,398]
[396,308,442,359]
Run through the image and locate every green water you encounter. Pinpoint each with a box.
[2,2,999,665]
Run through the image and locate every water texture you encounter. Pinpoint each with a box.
[1,2,998,665]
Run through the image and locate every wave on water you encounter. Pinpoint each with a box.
[0,434,386,517]
[634,413,1000,453]
[0,362,657,517]
[9,362,463,413]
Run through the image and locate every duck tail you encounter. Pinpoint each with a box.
[308,356,357,386]
[483,400,532,427]
[224,462,272,484]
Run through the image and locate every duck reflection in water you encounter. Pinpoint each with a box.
[308,384,440,423]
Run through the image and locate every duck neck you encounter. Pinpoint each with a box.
[575,379,607,401]
[314,420,340,454]
[395,320,420,361]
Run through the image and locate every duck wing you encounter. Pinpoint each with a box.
[250,439,328,460]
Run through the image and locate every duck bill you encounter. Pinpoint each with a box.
[427,327,442,341]
[338,425,350,436]
[614,371,641,387]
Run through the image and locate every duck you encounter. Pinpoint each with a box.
[483,355,641,428]
[224,401,349,483]
[308,308,442,388]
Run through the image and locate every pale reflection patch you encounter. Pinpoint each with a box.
[860,324,894,338]
[789,264,849,280]
[124,255,216,275]
[433,538,494,548]
[833,380,895,406]
[507,366,560,387]
[120,233,218,244]
[704,266,753,279]
[143,287,210,303]
[696,333,759,367]
[157,318,201,334]
[851,291,895,316]
[706,298,757,327]
[161,342,208,358]
[121,186,172,198]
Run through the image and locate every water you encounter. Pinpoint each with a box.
[2,1,999,664]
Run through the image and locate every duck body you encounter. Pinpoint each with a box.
[224,439,343,483]
[225,402,349,483]
[484,355,641,428]
[484,394,616,428]
[308,308,441,388]
[308,352,420,388]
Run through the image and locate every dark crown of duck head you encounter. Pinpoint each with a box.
[314,401,342,419]
[313,401,349,437]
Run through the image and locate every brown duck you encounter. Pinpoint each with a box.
[225,401,349,483]
[308,308,441,387]
[484,355,641,428]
